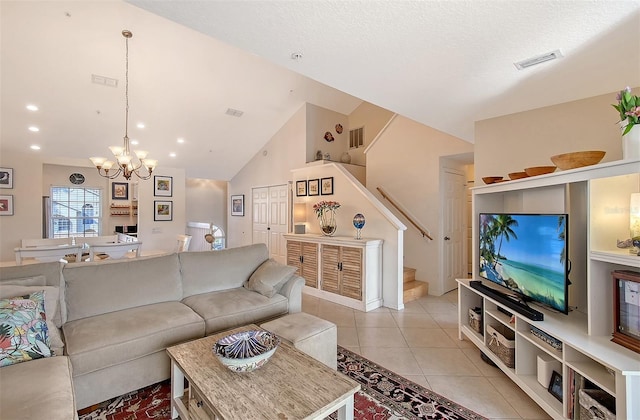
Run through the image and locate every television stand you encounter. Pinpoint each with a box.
[469,280,543,321]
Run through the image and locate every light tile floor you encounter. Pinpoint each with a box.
[302,291,552,420]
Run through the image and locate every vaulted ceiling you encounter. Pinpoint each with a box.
[2,1,639,180]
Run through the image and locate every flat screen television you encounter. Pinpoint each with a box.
[479,213,569,314]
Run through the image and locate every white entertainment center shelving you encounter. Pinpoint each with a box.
[457,159,640,420]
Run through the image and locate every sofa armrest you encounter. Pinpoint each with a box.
[277,275,305,313]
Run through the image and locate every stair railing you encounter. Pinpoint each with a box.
[377,186,433,240]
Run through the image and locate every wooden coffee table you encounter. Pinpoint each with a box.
[167,324,360,420]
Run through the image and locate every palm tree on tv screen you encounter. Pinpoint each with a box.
[491,215,518,269]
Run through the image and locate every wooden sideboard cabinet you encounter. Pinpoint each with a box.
[284,234,383,312]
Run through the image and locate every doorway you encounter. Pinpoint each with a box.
[441,168,466,293]
[252,184,289,263]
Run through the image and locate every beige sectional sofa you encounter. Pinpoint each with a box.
[0,243,304,419]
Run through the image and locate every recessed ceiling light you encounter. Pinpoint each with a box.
[28,126,39,132]
[177,138,185,144]
[130,139,139,145]
[30,145,41,150]
[291,52,303,60]
[169,152,176,158]
[26,104,39,111]
[136,122,145,129]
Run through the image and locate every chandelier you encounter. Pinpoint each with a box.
[90,30,157,180]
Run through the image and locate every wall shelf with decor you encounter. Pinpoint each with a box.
[284,234,383,312]
[458,159,640,420]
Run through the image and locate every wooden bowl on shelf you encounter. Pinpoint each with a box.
[482,176,503,184]
[550,150,606,170]
[508,171,529,180]
[524,166,556,176]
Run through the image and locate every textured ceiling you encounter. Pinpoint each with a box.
[2,1,639,180]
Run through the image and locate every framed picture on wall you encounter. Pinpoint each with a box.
[0,167,13,189]
[296,180,307,197]
[154,200,173,221]
[154,175,173,197]
[231,194,245,216]
[0,195,14,216]
[308,179,320,196]
[320,177,334,195]
[112,182,128,200]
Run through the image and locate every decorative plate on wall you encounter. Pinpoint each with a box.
[335,124,343,134]
[324,131,334,142]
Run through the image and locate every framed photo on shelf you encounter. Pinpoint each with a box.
[154,200,173,221]
[612,270,640,353]
[0,167,13,189]
[112,182,128,200]
[0,195,14,216]
[154,175,173,197]
[320,177,334,195]
[308,179,320,196]
[548,370,563,402]
[296,180,307,197]
[231,194,244,216]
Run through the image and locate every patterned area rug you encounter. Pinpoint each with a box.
[78,346,487,420]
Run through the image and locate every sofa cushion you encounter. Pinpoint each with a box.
[179,244,268,297]
[0,285,64,354]
[0,355,77,420]
[63,301,204,376]
[183,288,288,335]
[244,258,296,298]
[0,290,52,367]
[63,253,182,322]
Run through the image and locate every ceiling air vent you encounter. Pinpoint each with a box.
[514,49,563,70]
[349,127,364,149]
[91,74,118,87]
[225,108,244,117]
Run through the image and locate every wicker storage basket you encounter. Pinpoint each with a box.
[486,324,515,368]
[468,307,482,333]
[579,389,615,420]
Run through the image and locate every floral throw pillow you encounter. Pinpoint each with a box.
[0,290,51,367]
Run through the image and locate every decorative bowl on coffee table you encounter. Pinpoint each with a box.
[214,330,280,372]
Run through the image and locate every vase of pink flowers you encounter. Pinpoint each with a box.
[613,86,640,160]
[313,200,340,236]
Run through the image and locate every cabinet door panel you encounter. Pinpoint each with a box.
[301,242,318,288]
[341,247,363,299]
[286,241,301,275]
[321,245,340,294]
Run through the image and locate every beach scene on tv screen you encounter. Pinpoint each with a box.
[479,214,567,312]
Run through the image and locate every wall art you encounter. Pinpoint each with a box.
[321,177,334,195]
[154,175,173,197]
[308,179,320,196]
[112,182,129,200]
[296,180,307,197]
[0,195,14,215]
[0,167,13,189]
[231,194,245,216]
[154,200,173,221]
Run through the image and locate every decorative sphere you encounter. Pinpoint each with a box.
[353,213,366,229]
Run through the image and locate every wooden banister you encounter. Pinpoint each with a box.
[377,187,433,240]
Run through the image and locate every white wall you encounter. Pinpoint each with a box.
[366,116,474,295]
[306,104,349,163]
[292,163,406,309]
[228,104,307,248]
[0,150,44,261]
[348,102,395,166]
[185,178,227,229]
[474,89,639,183]
[136,167,186,253]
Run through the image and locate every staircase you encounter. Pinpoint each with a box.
[403,267,429,303]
